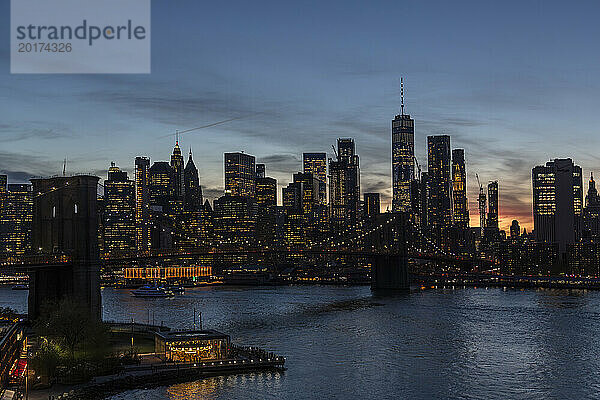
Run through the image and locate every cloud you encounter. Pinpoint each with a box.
[0,151,58,183]
[0,121,72,142]
[258,154,301,174]
[202,187,223,201]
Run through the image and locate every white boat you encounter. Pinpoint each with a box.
[131,286,174,298]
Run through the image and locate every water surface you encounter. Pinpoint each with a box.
[1,285,598,399]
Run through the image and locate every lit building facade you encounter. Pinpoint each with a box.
[103,163,136,253]
[213,195,257,246]
[224,152,256,197]
[135,156,151,252]
[427,135,452,237]
[451,149,469,228]
[391,112,414,212]
[532,158,583,255]
[0,183,33,256]
[303,153,327,205]
[155,330,230,363]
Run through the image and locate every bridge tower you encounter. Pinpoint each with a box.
[369,212,410,291]
[28,175,101,320]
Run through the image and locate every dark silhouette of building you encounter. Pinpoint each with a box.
[170,140,185,201]
[329,138,360,232]
[451,149,469,228]
[364,193,380,217]
[256,163,266,179]
[419,171,430,229]
[582,172,600,240]
[28,175,101,320]
[392,78,414,213]
[487,181,499,229]
[255,166,277,246]
[510,220,520,238]
[148,161,176,213]
[184,149,203,212]
[532,158,583,256]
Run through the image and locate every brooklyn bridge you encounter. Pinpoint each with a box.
[4,175,497,320]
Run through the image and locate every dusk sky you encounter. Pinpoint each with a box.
[2,0,600,231]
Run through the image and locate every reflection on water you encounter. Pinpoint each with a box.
[2,285,600,399]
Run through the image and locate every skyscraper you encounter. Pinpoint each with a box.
[583,172,600,239]
[329,138,360,231]
[303,153,327,205]
[427,135,452,237]
[256,163,266,179]
[255,167,277,246]
[392,78,414,212]
[364,193,380,217]
[184,149,203,212]
[292,172,320,215]
[487,181,499,229]
[103,163,136,253]
[224,152,256,197]
[0,175,6,215]
[451,149,469,228]
[148,161,176,213]
[256,176,277,207]
[0,175,7,256]
[510,220,520,238]
[0,183,33,256]
[532,158,583,254]
[135,157,151,252]
[170,139,185,201]
[213,195,257,246]
[282,181,305,247]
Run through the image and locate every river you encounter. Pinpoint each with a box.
[2,285,600,399]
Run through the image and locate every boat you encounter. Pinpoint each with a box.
[168,286,185,294]
[131,286,174,298]
[11,284,29,290]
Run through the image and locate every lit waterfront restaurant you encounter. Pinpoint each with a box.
[155,330,230,363]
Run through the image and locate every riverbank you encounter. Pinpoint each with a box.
[415,272,600,290]
[31,356,285,400]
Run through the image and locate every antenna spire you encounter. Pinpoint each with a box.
[176,130,179,145]
[400,77,404,116]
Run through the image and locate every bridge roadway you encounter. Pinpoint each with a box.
[1,248,495,272]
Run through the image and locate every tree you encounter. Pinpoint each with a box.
[34,299,101,360]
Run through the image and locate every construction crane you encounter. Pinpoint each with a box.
[331,144,338,159]
[413,156,421,181]
[476,173,486,238]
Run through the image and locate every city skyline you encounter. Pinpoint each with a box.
[3,1,600,232]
